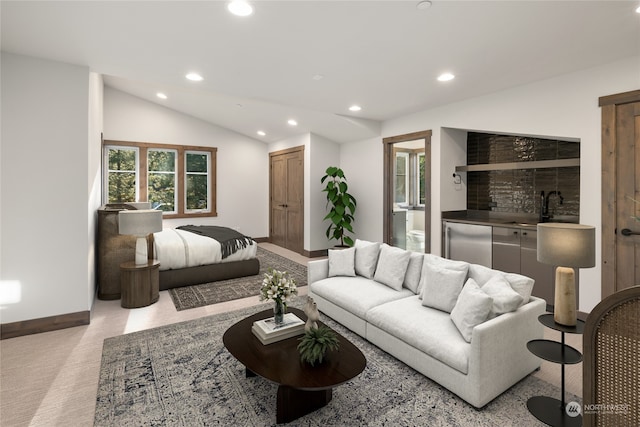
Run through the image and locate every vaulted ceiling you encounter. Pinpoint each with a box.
[2,1,639,143]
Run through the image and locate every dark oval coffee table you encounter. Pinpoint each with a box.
[223,307,366,424]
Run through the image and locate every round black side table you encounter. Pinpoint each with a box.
[526,313,584,426]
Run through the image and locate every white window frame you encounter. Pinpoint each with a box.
[416,152,426,207]
[184,150,211,213]
[395,152,410,205]
[103,145,139,204]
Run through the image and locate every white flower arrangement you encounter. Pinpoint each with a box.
[259,268,298,306]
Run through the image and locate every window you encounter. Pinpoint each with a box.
[417,152,425,206]
[103,140,217,218]
[395,149,425,207]
[395,152,409,205]
[106,146,138,203]
[185,151,210,212]
[147,148,177,213]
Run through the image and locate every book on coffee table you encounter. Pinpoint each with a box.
[252,313,305,345]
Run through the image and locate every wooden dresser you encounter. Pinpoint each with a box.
[97,204,138,300]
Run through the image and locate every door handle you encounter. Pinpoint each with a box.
[279,204,288,208]
[621,228,640,236]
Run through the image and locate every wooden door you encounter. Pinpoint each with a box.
[269,146,304,254]
[601,90,640,298]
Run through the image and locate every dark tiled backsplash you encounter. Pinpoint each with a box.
[467,132,580,164]
[466,133,580,216]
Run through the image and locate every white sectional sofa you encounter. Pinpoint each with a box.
[308,240,545,408]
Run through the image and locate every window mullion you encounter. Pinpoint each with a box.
[177,149,185,215]
[139,147,148,203]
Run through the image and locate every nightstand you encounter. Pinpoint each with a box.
[120,260,160,308]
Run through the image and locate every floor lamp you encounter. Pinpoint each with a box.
[118,209,163,265]
[537,223,595,326]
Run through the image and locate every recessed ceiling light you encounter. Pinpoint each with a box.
[437,72,455,82]
[636,5,640,13]
[257,130,266,136]
[349,105,362,112]
[287,119,298,126]
[156,92,167,100]
[186,72,203,82]
[312,74,324,81]
[228,0,253,16]
[417,1,432,10]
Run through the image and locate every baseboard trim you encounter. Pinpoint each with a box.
[304,249,328,258]
[253,236,269,243]
[1,311,90,340]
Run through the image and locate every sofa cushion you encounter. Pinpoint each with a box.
[481,274,524,318]
[354,239,380,279]
[310,276,414,319]
[418,255,469,297]
[468,264,534,307]
[328,247,356,277]
[367,296,471,374]
[420,263,468,313]
[403,252,424,294]
[450,278,493,342]
[373,244,411,291]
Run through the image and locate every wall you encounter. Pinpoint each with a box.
[87,72,104,309]
[1,53,93,323]
[308,134,340,251]
[103,88,269,238]
[340,136,383,242]
[342,56,640,313]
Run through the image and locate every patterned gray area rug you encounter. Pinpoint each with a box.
[169,246,307,311]
[95,300,579,426]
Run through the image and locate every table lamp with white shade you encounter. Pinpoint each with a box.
[537,223,596,326]
[118,209,163,265]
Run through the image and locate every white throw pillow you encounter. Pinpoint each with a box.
[468,263,534,308]
[354,239,381,279]
[328,247,356,277]
[481,274,524,318]
[450,278,493,342]
[403,252,425,294]
[373,244,411,291]
[421,263,468,313]
[418,254,469,298]
[504,273,535,307]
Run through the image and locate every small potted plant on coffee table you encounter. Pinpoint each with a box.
[297,325,340,366]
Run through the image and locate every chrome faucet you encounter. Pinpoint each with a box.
[540,190,564,222]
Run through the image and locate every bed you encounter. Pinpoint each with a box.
[97,204,260,298]
[151,225,260,291]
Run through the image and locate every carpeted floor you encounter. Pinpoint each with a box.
[169,246,308,311]
[94,300,578,426]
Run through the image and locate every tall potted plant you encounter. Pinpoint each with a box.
[321,166,357,247]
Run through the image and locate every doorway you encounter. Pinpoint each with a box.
[269,146,304,254]
[383,130,432,253]
[600,90,640,298]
